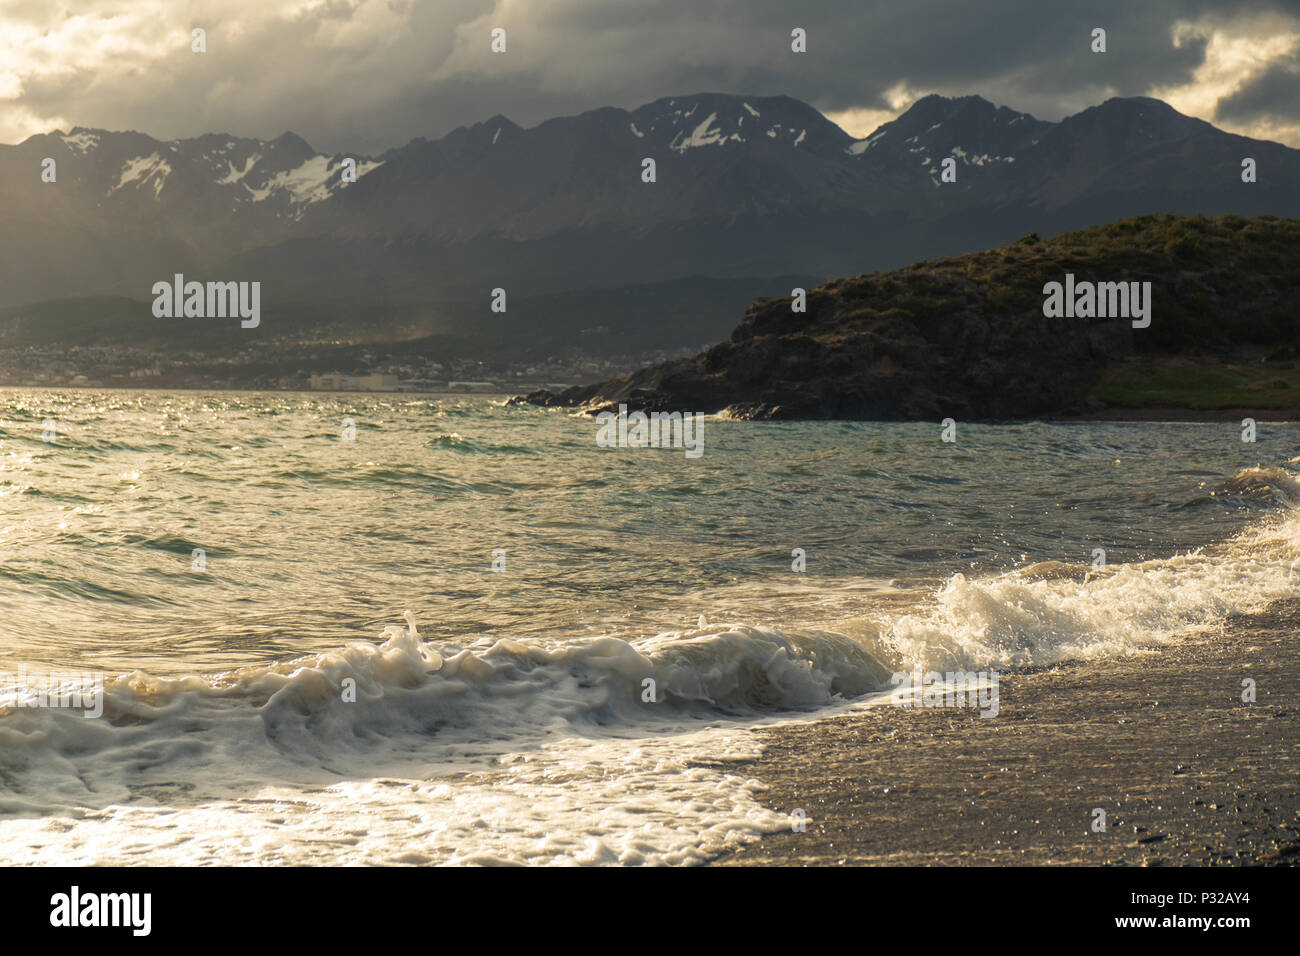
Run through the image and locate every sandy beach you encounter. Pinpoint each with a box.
[711,601,1299,866]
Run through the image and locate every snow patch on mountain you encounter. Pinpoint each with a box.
[270,154,334,204]
[60,131,100,154]
[847,129,887,154]
[112,154,171,198]
[950,145,1016,166]
[216,154,260,185]
[243,155,385,215]
[675,112,726,151]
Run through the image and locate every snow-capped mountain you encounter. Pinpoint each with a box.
[303,92,884,245]
[626,93,851,155]
[27,126,381,228]
[848,94,1049,188]
[0,125,387,309]
[1,91,1297,321]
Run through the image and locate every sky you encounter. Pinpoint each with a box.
[2,0,1299,153]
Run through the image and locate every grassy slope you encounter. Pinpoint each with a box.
[1092,361,1300,410]
[870,212,1298,350]
[829,212,1300,411]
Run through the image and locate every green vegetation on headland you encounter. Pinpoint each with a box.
[1091,360,1300,410]
[518,214,1300,420]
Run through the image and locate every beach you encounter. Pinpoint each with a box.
[2,390,1298,864]
[712,601,1299,866]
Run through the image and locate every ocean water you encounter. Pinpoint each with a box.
[1,389,1297,864]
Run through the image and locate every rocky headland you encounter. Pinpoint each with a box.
[515,214,1300,420]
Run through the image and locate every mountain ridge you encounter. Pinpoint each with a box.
[2,91,1298,364]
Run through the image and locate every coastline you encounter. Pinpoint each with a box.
[1059,406,1300,423]
[708,600,1299,866]
[7,381,1297,425]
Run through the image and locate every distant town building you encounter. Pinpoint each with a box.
[310,373,358,390]
[310,372,402,391]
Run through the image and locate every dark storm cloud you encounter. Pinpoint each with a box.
[5,0,1299,151]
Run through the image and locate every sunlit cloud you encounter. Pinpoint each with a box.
[824,82,931,138]
[1,1,1299,150]
[1151,14,1300,145]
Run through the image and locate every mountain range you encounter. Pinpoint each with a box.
[2,92,1297,360]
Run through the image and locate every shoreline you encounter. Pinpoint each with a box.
[4,384,1296,424]
[708,601,1299,866]
[1059,406,1300,423]
[515,391,1300,423]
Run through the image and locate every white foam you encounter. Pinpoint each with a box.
[0,616,879,863]
[0,725,788,865]
[885,500,1300,672]
[4,464,1299,863]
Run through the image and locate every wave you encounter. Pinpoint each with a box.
[425,433,537,455]
[1222,464,1300,506]
[1180,463,1300,508]
[0,614,884,813]
[3,463,1299,813]
[882,464,1300,671]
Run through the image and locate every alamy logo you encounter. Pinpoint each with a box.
[1042,273,1151,328]
[152,274,260,328]
[49,886,150,936]
[0,667,103,718]
[595,403,704,458]
[890,668,1000,718]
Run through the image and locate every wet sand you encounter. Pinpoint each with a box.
[709,602,1299,866]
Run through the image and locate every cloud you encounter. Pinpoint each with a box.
[1216,57,1300,120]
[1,0,1299,151]
[1149,10,1300,146]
